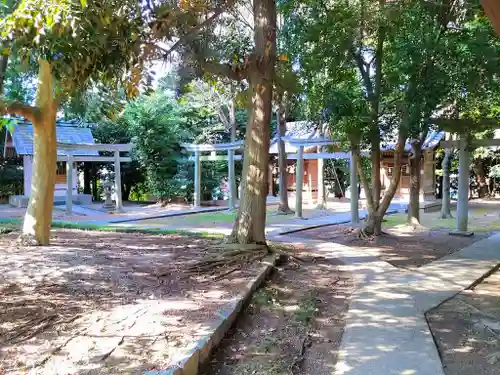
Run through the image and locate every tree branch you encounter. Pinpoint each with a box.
[0,54,9,95]
[161,0,238,58]
[351,48,374,100]
[356,148,375,210]
[377,126,408,216]
[199,60,247,81]
[0,101,40,123]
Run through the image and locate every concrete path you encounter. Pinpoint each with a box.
[269,232,500,375]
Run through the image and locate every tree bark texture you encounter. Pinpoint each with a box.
[0,54,8,95]
[407,142,422,225]
[371,131,381,211]
[359,130,407,235]
[474,158,488,198]
[276,100,292,213]
[229,0,276,244]
[229,94,237,202]
[22,60,57,245]
[440,147,453,218]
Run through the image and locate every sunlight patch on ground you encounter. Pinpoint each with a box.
[384,206,500,233]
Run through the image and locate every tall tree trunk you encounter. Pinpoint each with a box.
[276,99,292,214]
[0,54,8,95]
[22,60,57,245]
[362,0,386,235]
[440,147,453,218]
[229,0,276,244]
[83,162,92,195]
[122,183,130,202]
[474,158,488,198]
[360,130,407,235]
[407,141,422,226]
[371,132,381,210]
[229,92,237,201]
[363,130,383,235]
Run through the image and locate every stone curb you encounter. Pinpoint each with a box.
[143,254,279,375]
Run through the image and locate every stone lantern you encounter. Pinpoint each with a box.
[102,180,115,210]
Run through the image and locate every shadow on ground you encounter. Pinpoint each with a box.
[0,230,260,374]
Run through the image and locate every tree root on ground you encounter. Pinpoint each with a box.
[184,246,270,276]
[180,244,306,278]
[289,334,312,374]
[439,213,454,219]
[17,233,40,246]
[276,207,295,215]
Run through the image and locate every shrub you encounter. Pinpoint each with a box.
[0,157,23,198]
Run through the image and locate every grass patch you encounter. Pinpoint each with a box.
[233,360,288,375]
[252,288,278,307]
[260,337,279,353]
[294,292,319,324]
[0,218,223,239]
[137,209,279,227]
[383,209,500,233]
[383,214,408,228]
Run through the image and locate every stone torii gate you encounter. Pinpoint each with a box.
[181,141,244,209]
[57,143,133,215]
[440,134,500,234]
[281,136,361,222]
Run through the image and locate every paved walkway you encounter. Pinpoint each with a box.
[269,231,500,375]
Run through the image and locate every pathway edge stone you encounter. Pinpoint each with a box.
[143,254,279,375]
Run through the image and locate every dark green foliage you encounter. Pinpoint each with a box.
[92,118,145,201]
[0,155,22,198]
[123,92,187,202]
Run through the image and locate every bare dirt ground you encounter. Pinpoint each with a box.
[0,230,262,375]
[427,267,500,375]
[202,252,352,375]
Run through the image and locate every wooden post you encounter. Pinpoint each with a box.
[350,151,359,223]
[66,151,73,215]
[456,137,469,232]
[194,150,201,208]
[228,149,235,210]
[114,151,123,212]
[316,153,326,209]
[308,170,313,203]
[295,145,304,218]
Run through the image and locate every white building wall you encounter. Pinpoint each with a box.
[23,155,32,196]
[23,157,77,197]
